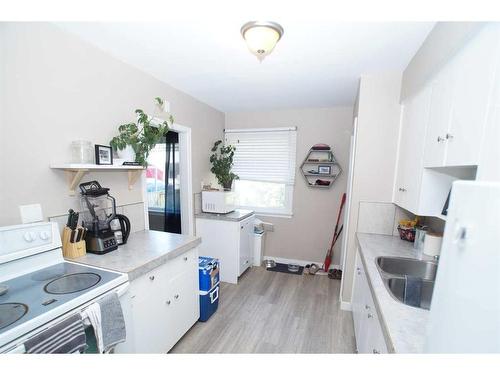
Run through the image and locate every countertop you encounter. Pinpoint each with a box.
[356,232,434,353]
[70,230,201,281]
[195,209,254,222]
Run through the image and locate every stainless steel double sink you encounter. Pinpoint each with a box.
[375,256,438,310]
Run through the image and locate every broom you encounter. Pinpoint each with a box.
[323,193,346,271]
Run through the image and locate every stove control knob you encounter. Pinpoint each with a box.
[39,231,49,240]
[24,232,34,242]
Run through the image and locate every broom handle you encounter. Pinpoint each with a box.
[329,193,347,251]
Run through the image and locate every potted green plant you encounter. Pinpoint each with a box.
[209,140,239,190]
[110,97,174,166]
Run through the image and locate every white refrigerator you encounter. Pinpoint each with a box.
[425,181,500,353]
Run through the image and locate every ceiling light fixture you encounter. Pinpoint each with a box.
[240,21,284,62]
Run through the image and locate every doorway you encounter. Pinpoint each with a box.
[143,121,194,236]
[147,131,181,234]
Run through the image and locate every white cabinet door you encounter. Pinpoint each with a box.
[165,268,199,352]
[352,250,389,354]
[352,252,365,347]
[394,85,432,212]
[446,26,499,166]
[424,67,454,167]
[238,218,253,275]
[128,266,172,353]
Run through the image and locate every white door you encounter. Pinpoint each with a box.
[445,26,500,166]
[239,219,253,275]
[423,67,454,167]
[128,269,172,353]
[425,181,500,353]
[352,252,369,352]
[166,269,199,351]
[394,86,432,212]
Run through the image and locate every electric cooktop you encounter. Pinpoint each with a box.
[0,262,123,335]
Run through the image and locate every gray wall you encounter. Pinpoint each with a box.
[401,22,485,101]
[0,23,224,226]
[225,107,353,266]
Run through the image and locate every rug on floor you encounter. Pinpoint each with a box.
[266,262,304,275]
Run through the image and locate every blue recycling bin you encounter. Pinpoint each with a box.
[198,256,220,322]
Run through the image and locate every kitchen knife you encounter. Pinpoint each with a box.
[66,209,74,227]
[70,230,76,243]
[76,227,84,242]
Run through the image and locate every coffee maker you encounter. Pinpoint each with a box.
[79,181,119,254]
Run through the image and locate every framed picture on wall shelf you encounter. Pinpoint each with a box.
[318,165,331,175]
[95,144,113,165]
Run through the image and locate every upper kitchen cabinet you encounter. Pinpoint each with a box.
[423,66,454,168]
[394,85,432,213]
[424,25,500,168]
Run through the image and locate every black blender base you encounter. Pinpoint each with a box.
[86,245,118,255]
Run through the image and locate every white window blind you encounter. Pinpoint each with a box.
[224,128,297,185]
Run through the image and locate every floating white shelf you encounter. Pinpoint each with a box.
[50,163,144,195]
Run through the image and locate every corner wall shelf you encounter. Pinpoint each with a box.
[50,163,145,195]
[299,147,342,189]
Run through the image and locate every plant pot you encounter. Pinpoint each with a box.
[117,145,136,162]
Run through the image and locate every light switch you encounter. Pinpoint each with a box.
[19,204,43,224]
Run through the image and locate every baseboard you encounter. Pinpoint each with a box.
[262,255,341,270]
[340,301,352,311]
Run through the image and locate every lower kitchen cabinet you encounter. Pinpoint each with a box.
[352,248,388,354]
[196,215,255,284]
[115,247,199,353]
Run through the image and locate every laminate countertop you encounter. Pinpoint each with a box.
[70,230,201,281]
[356,233,436,353]
[195,209,254,222]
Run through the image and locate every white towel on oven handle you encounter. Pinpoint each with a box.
[81,303,103,353]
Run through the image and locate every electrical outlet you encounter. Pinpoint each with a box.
[19,204,43,224]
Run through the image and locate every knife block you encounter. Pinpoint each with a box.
[62,226,86,259]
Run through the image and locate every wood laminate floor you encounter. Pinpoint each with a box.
[170,266,356,353]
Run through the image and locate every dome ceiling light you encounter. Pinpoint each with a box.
[240,21,284,62]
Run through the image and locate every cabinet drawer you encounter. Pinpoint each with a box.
[166,247,198,278]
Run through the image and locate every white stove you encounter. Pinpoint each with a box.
[0,222,129,352]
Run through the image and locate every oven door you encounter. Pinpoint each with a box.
[3,282,129,354]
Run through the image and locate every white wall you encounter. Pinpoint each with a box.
[341,73,403,304]
[0,23,224,226]
[225,107,353,265]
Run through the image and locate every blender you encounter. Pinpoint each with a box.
[79,181,118,254]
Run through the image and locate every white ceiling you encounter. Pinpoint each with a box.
[58,19,434,112]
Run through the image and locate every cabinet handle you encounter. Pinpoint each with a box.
[398,187,407,192]
[241,226,244,229]
[445,133,454,140]
[174,294,179,300]
[149,275,155,281]
[373,349,380,354]
[166,300,171,305]
[367,313,373,319]
[365,304,370,310]
[183,256,188,261]
[437,136,445,143]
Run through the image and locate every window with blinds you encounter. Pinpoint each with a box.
[224,128,297,216]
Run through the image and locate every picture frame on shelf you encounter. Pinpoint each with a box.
[318,165,331,175]
[95,144,113,165]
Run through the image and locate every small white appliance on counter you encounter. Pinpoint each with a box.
[0,222,129,353]
[425,181,500,353]
[201,190,235,214]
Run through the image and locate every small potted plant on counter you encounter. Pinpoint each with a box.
[209,140,238,190]
[110,97,174,166]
